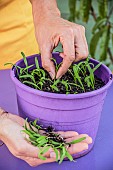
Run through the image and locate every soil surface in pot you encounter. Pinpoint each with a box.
[19,67,105,94]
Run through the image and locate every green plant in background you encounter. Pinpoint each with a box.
[68,0,113,69]
[22,118,86,164]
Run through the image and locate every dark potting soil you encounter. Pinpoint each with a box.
[19,67,105,94]
[43,70,105,94]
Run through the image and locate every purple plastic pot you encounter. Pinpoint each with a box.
[11,52,113,158]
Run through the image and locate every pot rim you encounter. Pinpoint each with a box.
[10,52,113,99]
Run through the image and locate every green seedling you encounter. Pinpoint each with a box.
[51,58,62,72]
[73,64,85,92]
[50,79,60,92]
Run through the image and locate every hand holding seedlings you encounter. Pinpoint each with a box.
[22,118,92,164]
[0,108,92,166]
[5,52,105,94]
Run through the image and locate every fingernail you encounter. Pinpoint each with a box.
[49,72,55,80]
[88,137,93,144]
[50,152,56,158]
[83,134,88,137]
[57,76,61,79]
[84,144,88,149]
[56,74,62,79]
[74,132,79,135]
[85,134,88,137]
[86,145,88,149]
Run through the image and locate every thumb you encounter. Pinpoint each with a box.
[41,44,55,79]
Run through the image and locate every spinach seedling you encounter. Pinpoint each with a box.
[50,79,60,92]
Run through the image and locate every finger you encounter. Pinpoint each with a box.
[41,44,55,79]
[20,156,56,167]
[65,134,88,142]
[56,34,75,79]
[65,134,92,144]
[22,143,55,158]
[57,131,79,139]
[67,142,88,155]
[74,25,89,62]
[80,136,92,144]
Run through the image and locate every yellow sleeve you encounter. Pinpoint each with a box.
[0,0,39,69]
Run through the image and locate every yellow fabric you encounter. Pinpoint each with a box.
[0,0,39,69]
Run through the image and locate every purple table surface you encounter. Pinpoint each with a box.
[0,70,113,170]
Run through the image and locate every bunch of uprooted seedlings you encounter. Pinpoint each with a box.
[22,119,86,164]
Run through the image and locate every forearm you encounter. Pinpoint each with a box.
[30,0,61,25]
